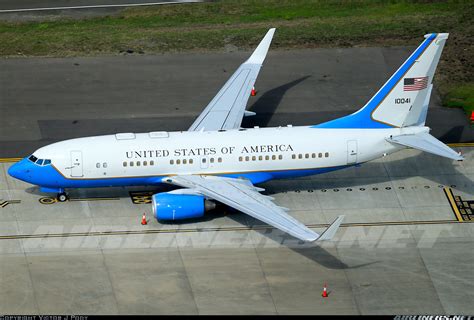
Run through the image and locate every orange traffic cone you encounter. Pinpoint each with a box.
[141,213,147,225]
[251,86,256,96]
[322,283,328,298]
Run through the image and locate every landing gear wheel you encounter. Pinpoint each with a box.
[57,193,68,202]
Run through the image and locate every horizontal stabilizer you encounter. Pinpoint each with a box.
[387,132,463,161]
[316,215,345,242]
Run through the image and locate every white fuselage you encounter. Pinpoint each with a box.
[31,125,428,186]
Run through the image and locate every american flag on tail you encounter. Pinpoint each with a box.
[404,76,428,91]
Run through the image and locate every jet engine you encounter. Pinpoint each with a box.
[151,192,215,221]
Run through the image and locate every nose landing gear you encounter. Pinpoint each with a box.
[39,187,68,202]
[57,192,68,202]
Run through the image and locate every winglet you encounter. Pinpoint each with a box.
[245,28,276,65]
[315,215,345,242]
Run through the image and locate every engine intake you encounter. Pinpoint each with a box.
[152,192,215,221]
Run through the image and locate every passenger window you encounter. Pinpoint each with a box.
[252,156,256,161]
[210,158,214,163]
[143,161,147,166]
[43,159,51,165]
[265,155,269,160]
[183,159,187,164]
[189,159,193,164]
[278,155,283,160]
[170,160,174,165]
[318,153,322,158]
[325,152,329,157]
[245,156,249,161]
[218,157,222,163]
[150,160,154,166]
[312,153,316,158]
[239,156,243,162]
[272,155,276,160]
[177,159,181,165]
[298,154,302,159]
[96,163,100,168]
[130,162,134,167]
[123,161,127,167]
[202,158,206,163]
[305,154,309,159]
[258,156,263,161]
[103,163,107,168]
[136,161,141,166]
[292,154,296,159]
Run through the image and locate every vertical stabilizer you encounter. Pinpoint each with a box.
[315,33,448,129]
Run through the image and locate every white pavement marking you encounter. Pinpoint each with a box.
[0,0,201,13]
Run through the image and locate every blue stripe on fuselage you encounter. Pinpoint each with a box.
[312,33,437,129]
[12,158,350,191]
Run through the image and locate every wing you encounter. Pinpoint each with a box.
[188,28,275,132]
[162,175,344,242]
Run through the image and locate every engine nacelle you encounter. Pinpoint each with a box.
[152,192,215,221]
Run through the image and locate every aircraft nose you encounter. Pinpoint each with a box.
[8,159,29,181]
[8,162,20,179]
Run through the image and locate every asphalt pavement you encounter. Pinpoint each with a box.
[0,47,471,158]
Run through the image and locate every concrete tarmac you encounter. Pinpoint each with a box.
[0,47,472,158]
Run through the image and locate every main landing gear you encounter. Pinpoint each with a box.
[57,192,68,202]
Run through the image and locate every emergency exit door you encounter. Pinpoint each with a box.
[70,151,83,177]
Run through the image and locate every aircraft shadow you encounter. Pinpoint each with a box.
[224,214,377,269]
[438,125,466,144]
[290,247,378,270]
[243,75,311,128]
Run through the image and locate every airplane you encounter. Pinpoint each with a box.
[8,29,463,242]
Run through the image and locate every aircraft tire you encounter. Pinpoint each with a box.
[57,193,68,202]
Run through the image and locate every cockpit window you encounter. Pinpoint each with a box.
[29,156,51,166]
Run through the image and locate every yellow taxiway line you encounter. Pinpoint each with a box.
[0,158,23,163]
[447,143,474,147]
[444,187,464,222]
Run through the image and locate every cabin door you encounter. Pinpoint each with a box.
[70,150,84,177]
